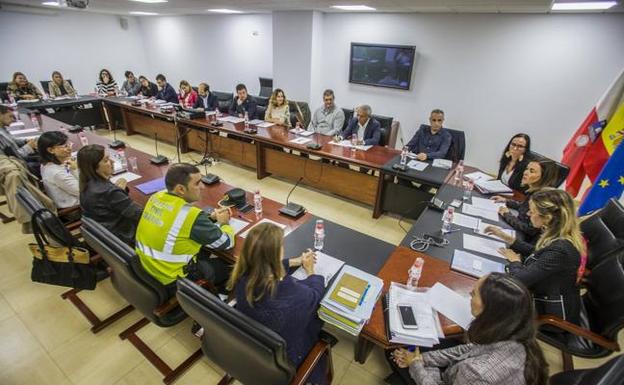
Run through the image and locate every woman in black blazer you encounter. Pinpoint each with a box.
[493,188,585,325]
[497,133,531,193]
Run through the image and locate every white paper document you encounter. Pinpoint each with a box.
[291,252,345,286]
[290,137,312,145]
[256,121,274,128]
[218,116,244,124]
[451,212,480,229]
[407,160,428,171]
[110,172,142,184]
[388,283,443,347]
[9,122,25,128]
[432,158,453,169]
[9,128,40,135]
[239,218,288,238]
[451,249,506,278]
[463,234,506,258]
[228,217,250,235]
[475,222,516,240]
[248,119,264,125]
[427,283,474,330]
[464,171,493,182]
[289,128,314,136]
[328,140,372,151]
[462,203,500,222]
[470,197,505,213]
[475,179,513,194]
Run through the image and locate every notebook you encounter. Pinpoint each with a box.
[329,272,369,310]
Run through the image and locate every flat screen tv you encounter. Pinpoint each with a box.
[349,43,415,90]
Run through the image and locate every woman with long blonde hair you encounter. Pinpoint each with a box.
[497,188,586,325]
[264,88,291,126]
[227,222,329,384]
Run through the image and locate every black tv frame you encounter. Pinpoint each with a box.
[348,42,416,90]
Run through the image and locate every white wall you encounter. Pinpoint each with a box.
[0,10,149,94]
[138,14,272,95]
[319,13,624,172]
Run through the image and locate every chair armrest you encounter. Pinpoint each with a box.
[66,221,82,231]
[290,340,331,385]
[58,205,81,217]
[537,315,620,351]
[154,296,179,318]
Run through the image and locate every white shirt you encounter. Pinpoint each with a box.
[41,163,80,208]
[357,118,369,142]
[501,168,513,186]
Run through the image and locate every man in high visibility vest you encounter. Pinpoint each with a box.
[135,163,234,286]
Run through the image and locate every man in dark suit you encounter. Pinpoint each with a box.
[405,109,452,161]
[340,105,381,146]
[155,74,179,104]
[193,83,218,111]
[228,83,257,119]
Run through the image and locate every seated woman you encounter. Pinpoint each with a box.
[492,159,559,244]
[496,188,585,326]
[498,133,531,193]
[138,76,158,98]
[265,88,291,126]
[96,69,119,97]
[387,273,547,385]
[38,131,79,209]
[178,80,197,108]
[78,144,142,245]
[48,71,77,98]
[227,222,328,384]
[7,72,43,101]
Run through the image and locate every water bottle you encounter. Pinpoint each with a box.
[117,149,128,169]
[244,111,249,129]
[314,219,325,251]
[407,257,424,289]
[78,132,89,147]
[8,93,15,104]
[30,114,39,128]
[253,189,263,218]
[453,160,465,186]
[43,93,49,101]
[462,179,474,202]
[214,107,220,118]
[350,134,358,151]
[441,206,455,234]
[400,146,408,165]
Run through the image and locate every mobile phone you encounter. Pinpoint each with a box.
[428,197,446,211]
[398,304,418,329]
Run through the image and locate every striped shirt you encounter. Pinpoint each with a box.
[96,80,118,95]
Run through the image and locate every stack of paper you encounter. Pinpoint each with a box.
[464,171,493,182]
[291,251,345,286]
[328,140,373,151]
[387,283,443,347]
[318,265,383,335]
[463,234,506,259]
[407,160,428,171]
[462,203,500,222]
[432,159,453,169]
[427,283,474,330]
[474,179,512,194]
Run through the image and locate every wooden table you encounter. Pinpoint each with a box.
[355,246,475,363]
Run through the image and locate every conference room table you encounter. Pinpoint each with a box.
[16,95,106,128]
[10,104,517,365]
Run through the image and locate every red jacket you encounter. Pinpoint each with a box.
[179,90,198,108]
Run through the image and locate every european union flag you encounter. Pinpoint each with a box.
[579,141,624,215]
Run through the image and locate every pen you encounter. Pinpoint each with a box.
[358,284,371,306]
[446,228,462,234]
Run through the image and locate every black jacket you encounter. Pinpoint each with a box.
[497,155,530,193]
[502,192,541,244]
[228,96,258,120]
[139,82,158,98]
[507,238,581,325]
[193,92,218,111]
[80,179,143,246]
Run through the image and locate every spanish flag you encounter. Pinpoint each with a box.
[578,140,624,215]
[562,69,624,197]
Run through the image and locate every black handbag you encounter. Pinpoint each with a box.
[29,209,97,290]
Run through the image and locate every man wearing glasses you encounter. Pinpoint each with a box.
[405,109,452,161]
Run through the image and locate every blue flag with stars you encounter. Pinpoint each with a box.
[579,141,624,215]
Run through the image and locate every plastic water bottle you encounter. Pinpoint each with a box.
[441,206,455,234]
[407,257,424,289]
[78,132,89,147]
[400,146,408,165]
[253,189,263,218]
[350,134,358,151]
[30,114,39,128]
[117,149,128,169]
[8,94,15,104]
[462,179,474,202]
[453,160,465,186]
[214,107,220,118]
[314,220,325,251]
[244,111,249,129]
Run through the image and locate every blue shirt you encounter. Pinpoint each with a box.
[406,124,452,159]
[156,83,179,104]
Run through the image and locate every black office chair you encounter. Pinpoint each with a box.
[549,354,624,385]
[256,95,269,107]
[259,77,273,98]
[537,247,624,370]
[444,128,466,163]
[213,91,234,113]
[15,187,133,333]
[342,108,354,131]
[289,100,311,128]
[373,114,394,147]
[176,278,334,385]
[530,152,570,187]
[81,217,202,384]
[581,198,624,269]
[40,80,51,94]
[0,82,8,93]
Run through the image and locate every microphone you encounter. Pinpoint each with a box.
[392,133,408,171]
[200,161,220,185]
[279,176,306,218]
[150,132,168,165]
[109,124,125,149]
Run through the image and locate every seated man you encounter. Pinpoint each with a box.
[135,163,234,287]
[193,83,219,111]
[341,105,381,146]
[121,71,141,96]
[7,72,43,101]
[307,89,345,136]
[228,83,257,119]
[0,106,39,176]
[406,109,452,161]
[155,74,179,104]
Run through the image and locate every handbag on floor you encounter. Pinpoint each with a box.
[29,209,97,290]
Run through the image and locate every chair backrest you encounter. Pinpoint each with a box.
[40,80,50,93]
[583,247,624,340]
[372,114,394,147]
[444,128,466,163]
[255,95,269,107]
[549,353,624,385]
[176,278,296,385]
[212,91,233,113]
[288,100,311,128]
[0,82,8,93]
[581,198,624,268]
[258,77,273,98]
[341,108,354,131]
[80,217,184,327]
[529,152,570,188]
